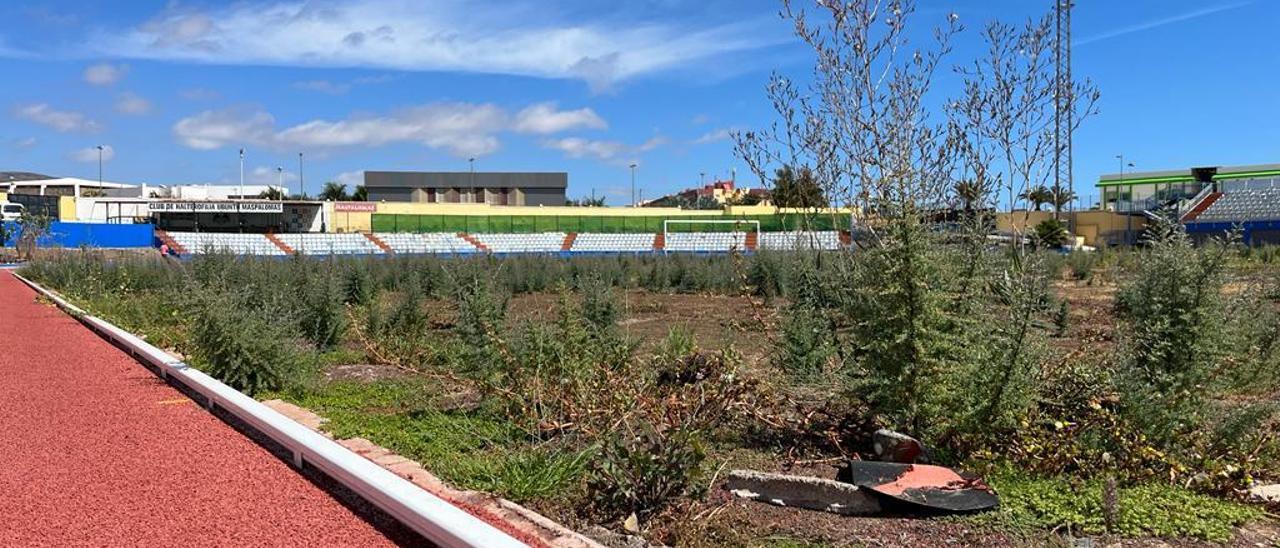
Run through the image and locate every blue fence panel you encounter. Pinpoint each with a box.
[0,221,154,248]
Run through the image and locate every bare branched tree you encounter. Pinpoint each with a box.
[735,0,962,249]
[953,15,1099,238]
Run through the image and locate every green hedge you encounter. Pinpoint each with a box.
[371,213,851,233]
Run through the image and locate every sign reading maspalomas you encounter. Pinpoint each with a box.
[334,202,377,212]
[148,202,285,214]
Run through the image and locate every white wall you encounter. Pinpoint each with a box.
[75,198,151,223]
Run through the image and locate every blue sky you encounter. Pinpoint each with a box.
[0,0,1276,206]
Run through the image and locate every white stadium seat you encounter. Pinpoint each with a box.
[374,232,479,254]
[1195,188,1280,223]
[663,232,748,252]
[168,232,286,256]
[757,231,842,251]
[571,233,656,252]
[166,230,846,256]
[472,233,566,253]
[275,233,381,255]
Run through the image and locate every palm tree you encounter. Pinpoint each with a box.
[319,182,349,201]
[1019,185,1054,211]
[351,185,368,201]
[1049,185,1077,213]
[954,179,986,212]
[257,187,286,200]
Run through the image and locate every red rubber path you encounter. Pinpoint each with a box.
[0,273,405,546]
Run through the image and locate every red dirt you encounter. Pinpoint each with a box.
[0,272,414,547]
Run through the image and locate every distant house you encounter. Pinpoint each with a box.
[645,180,768,208]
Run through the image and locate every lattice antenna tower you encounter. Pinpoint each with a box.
[1054,0,1075,215]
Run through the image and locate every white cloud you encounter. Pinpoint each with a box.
[71,144,113,163]
[543,135,666,162]
[180,87,221,100]
[693,128,734,144]
[294,80,352,94]
[12,137,37,149]
[99,0,781,90]
[1076,2,1252,46]
[14,103,102,133]
[512,102,606,134]
[276,103,508,157]
[174,101,601,157]
[294,74,396,95]
[334,170,364,187]
[543,137,628,160]
[248,165,298,185]
[83,62,128,86]
[173,106,275,150]
[174,102,509,157]
[638,136,667,152]
[115,92,154,115]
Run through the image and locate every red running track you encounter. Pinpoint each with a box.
[0,273,416,546]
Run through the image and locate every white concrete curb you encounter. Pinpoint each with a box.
[13,272,526,548]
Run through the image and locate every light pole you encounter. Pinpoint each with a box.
[468,157,476,203]
[238,147,245,200]
[629,163,637,207]
[96,145,105,187]
[700,171,705,186]
[1117,154,1136,243]
[276,166,283,199]
[298,152,305,199]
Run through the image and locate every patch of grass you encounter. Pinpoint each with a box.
[278,380,587,503]
[974,470,1263,542]
[80,291,190,351]
[313,346,368,368]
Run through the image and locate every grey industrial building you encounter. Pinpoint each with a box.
[363,171,567,206]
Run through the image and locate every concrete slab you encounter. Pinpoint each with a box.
[1249,484,1280,503]
[725,469,882,516]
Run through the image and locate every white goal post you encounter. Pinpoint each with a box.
[662,219,761,254]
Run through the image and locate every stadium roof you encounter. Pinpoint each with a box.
[1097,163,1280,186]
[364,171,567,189]
[0,171,55,182]
[4,177,138,190]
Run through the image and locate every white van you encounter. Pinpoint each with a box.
[1,202,25,221]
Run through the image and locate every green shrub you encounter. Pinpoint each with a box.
[190,291,305,395]
[1033,219,1069,249]
[300,269,349,349]
[578,273,620,333]
[1114,220,1231,444]
[589,422,706,519]
[775,303,835,384]
[342,262,374,305]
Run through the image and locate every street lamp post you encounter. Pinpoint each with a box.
[298,152,305,199]
[96,145,105,186]
[1116,154,1137,244]
[238,148,245,200]
[469,157,476,204]
[629,163,637,207]
[276,166,283,199]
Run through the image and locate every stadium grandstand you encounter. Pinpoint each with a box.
[155,229,847,256]
[1098,163,1280,245]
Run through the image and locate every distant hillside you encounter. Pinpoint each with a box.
[0,172,55,182]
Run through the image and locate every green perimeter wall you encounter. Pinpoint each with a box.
[372,212,851,233]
